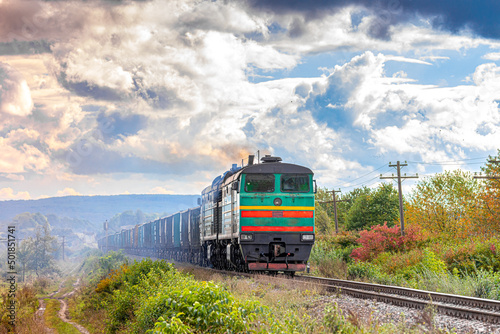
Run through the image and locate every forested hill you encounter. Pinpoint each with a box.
[0,194,200,225]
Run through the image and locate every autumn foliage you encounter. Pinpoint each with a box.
[350,223,426,262]
[479,152,500,235]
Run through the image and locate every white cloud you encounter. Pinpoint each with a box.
[318,52,500,162]
[483,52,500,61]
[420,56,450,62]
[384,55,432,65]
[150,186,175,195]
[0,62,33,117]
[0,131,50,174]
[55,187,81,197]
[5,174,24,181]
[0,187,31,200]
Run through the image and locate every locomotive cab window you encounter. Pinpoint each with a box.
[245,174,275,192]
[281,174,310,192]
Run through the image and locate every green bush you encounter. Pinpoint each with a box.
[443,238,500,275]
[76,254,309,333]
[347,262,390,283]
[145,279,263,333]
[413,249,448,277]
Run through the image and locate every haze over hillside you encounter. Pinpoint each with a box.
[0,194,200,229]
[0,194,200,253]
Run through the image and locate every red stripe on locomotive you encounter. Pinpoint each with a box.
[241,226,314,232]
[241,210,313,218]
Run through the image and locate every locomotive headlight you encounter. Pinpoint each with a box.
[240,233,254,241]
[301,234,315,242]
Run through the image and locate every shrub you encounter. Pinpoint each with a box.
[332,231,360,248]
[442,238,500,275]
[347,261,390,283]
[351,223,425,262]
[414,249,448,277]
[144,280,263,334]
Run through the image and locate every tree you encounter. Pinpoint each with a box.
[314,204,332,234]
[19,222,60,277]
[478,151,500,234]
[316,186,371,231]
[406,169,483,238]
[344,184,399,231]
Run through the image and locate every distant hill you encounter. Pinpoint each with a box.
[0,194,200,226]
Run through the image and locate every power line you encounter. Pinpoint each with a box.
[337,163,388,187]
[408,157,489,166]
[341,170,393,190]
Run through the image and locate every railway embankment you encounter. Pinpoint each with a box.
[61,251,500,333]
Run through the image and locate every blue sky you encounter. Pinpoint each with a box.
[1,0,500,200]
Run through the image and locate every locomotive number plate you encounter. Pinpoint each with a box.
[272,211,283,218]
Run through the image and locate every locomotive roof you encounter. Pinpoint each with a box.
[221,162,313,188]
[241,162,313,175]
[202,159,313,194]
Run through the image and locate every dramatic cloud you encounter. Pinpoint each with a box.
[0,0,499,198]
[305,51,500,163]
[0,62,33,117]
[245,0,500,39]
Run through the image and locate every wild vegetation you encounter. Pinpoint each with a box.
[311,151,500,300]
[67,252,452,333]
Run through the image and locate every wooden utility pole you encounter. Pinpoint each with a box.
[318,189,347,234]
[62,236,65,261]
[380,161,418,236]
[104,220,108,253]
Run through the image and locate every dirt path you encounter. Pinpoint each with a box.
[35,298,55,334]
[57,298,90,334]
[37,278,90,334]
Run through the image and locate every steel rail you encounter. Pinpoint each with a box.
[296,275,500,324]
[125,254,500,323]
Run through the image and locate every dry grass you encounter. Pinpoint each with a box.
[67,288,108,334]
[312,257,349,279]
[0,284,49,334]
[8,316,49,334]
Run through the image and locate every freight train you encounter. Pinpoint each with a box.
[98,155,316,275]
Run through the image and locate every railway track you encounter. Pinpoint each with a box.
[294,275,500,324]
[127,255,500,324]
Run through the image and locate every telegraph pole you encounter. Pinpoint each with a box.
[62,236,65,261]
[318,189,347,234]
[380,161,418,236]
[104,220,108,253]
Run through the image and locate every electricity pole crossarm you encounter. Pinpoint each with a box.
[474,172,500,180]
[380,161,418,236]
[474,158,500,179]
[473,176,500,179]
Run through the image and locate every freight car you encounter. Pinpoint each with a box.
[98,155,316,275]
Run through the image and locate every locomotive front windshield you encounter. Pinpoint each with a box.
[281,174,310,192]
[245,174,275,192]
